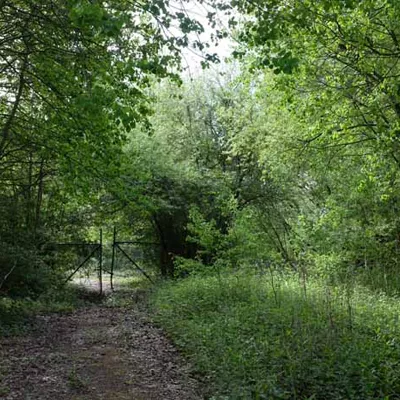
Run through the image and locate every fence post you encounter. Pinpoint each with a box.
[110,226,116,291]
[99,228,103,295]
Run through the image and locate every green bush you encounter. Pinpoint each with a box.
[152,272,400,399]
[0,241,70,298]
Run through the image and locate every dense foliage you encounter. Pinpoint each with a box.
[0,0,215,295]
[3,0,400,398]
[153,272,400,399]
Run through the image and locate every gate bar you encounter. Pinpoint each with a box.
[63,245,99,284]
[116,243,153,283]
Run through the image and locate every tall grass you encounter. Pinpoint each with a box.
[152,271,400,399]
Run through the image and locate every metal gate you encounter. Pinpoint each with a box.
[58,227,156,294]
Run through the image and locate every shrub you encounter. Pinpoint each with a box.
[152,272,400,399]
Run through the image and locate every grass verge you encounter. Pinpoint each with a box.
[151,271,400,399]
[0,285,96,336]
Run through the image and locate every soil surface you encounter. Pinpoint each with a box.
[0,289,202,399]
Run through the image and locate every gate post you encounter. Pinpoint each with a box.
[99,228,103,295]
[110,226,116,291]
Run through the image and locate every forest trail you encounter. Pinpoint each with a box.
[0,289,201,400]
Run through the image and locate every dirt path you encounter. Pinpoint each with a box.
[0,290,202,399]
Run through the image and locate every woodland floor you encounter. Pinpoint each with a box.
[0,283,202,400]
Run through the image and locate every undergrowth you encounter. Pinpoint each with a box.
[0,286,92,336]
[152,271,400,399]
